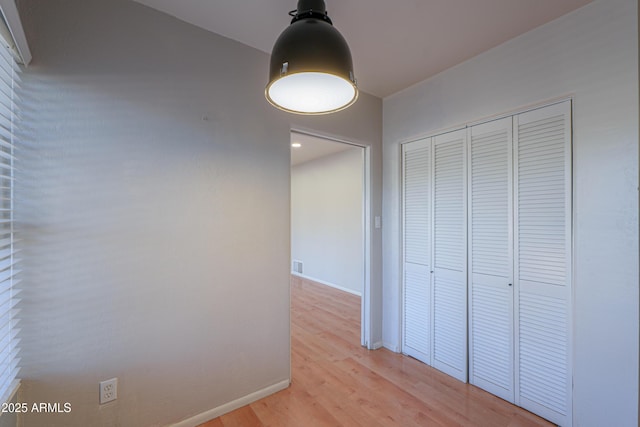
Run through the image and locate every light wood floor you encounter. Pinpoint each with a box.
[200,276,554,427]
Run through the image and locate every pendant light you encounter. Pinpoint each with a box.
[265,0,358,115]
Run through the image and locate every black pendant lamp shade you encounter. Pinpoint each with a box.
[265,0,358,114]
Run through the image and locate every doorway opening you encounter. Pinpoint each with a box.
[290,130,371,347]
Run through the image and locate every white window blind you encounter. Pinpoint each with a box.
[0,39,20,404]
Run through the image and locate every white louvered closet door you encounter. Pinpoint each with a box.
[514,101,572,426]
[432,129,467,382]
[468,117,515,402]
[402,139,432,365]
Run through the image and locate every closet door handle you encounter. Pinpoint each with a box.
[508,283,513,287]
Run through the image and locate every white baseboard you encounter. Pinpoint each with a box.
[291,272,362,297]
[171,379,290,427]
[370,341,384,350]
[383,341,400,353]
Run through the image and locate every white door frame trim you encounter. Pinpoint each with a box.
[290,128,373,349]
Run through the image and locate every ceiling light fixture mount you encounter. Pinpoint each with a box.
[265,0,358,115]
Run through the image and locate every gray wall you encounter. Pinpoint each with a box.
[14,0,382,425]
[382,0,638,425]
[0,393,17,427]
[291,148,364,295]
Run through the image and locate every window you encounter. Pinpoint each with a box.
[0,34,20,404]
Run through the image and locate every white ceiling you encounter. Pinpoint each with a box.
[290,132,356,166]
[133,0,591,98]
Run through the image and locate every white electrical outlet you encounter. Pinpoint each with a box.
[99,378,117,404]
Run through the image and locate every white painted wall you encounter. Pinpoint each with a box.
[382,0,638,425]
[14,0,382,425]
[291,147,364,295]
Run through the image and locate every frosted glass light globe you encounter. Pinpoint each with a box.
[266,72,357,115]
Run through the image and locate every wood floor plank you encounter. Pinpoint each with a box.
[198,417,224,427]
[218,406,263,427]
[199,276,554,427]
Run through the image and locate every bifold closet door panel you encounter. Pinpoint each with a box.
[468,117,515,402]
[514,101,572,427]
[432,129,467,382]
[402,139,432,364]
